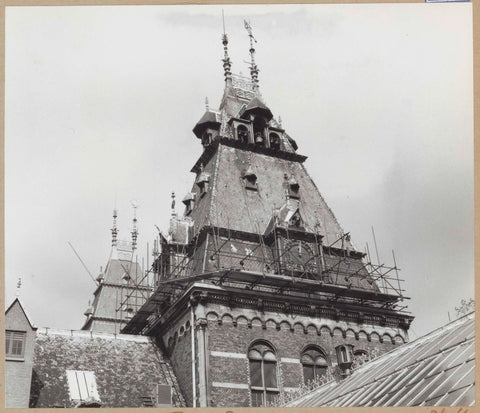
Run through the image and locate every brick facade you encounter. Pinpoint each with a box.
[162,311,193,406]
[156,291,407,408]
[5,299,37,408]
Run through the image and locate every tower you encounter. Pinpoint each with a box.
[82,208,151,333]
[122,22,413,408]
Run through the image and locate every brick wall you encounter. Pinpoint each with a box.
[5,300,36,408]
[198,302,400,407]
[162,312,193,407]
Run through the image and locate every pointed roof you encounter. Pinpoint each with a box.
[192,110,221,138]
[5,298,37,330]
[187,144,353,250]
[243,96,273,120]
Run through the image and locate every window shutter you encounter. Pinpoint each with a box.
[66,370,100,403]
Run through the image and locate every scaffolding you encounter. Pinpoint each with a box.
[118,223,409,334]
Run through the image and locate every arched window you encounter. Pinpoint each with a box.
[269,133,281,151]
[301,347,328,384]
[237,125,250,144]
[253,117,266,144]
[248,341,279,407]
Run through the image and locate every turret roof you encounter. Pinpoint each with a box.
[244,96,273,120]
[192,110,221,138]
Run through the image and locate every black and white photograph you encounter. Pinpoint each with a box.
[4,3,474,409]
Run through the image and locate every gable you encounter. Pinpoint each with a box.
[5,299,37,331]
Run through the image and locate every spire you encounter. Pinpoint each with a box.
[111,208,118,247]
[244,19,259,89]
[131,200,138,251]
[205,96,209,111]
[222,10,232,85]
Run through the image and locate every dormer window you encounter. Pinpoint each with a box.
[196,172,210,197]
[288,211,302,228]
[237,125,250,144]
[269,133,281,151]
[125,308,134,320]
[182,193,195,215]
[288,177,300,199]
[201,131,212,147]
[243,167,258,191]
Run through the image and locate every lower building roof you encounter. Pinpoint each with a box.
[30,328,185,408]
[286,312,475,407]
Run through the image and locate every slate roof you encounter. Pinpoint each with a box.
[30,328,185,408]
[287,312,475,407]
[188,144,354,250]
[192,110,221,138]
[244,96,273,120]
[187,70,354,250]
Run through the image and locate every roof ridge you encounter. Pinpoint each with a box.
[36,327,151,342]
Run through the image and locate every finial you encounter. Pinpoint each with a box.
[222,10,232,85]
[171,192,176,216]
[244,19,259,89]
[130,200,138,251]
[278,116,282,127]
[111,208,118,247]
[15,277,21,297]
[205,97,209,111]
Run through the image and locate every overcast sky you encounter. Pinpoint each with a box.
[5,4,473,339]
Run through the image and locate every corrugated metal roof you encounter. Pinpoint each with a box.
[287,312,475,407]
